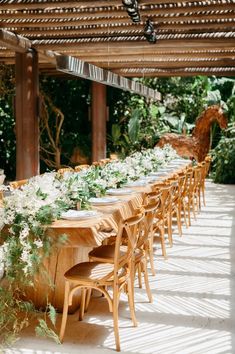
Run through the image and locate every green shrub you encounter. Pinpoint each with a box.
[212,124,235,184]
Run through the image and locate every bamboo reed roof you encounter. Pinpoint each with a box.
[0,0,235,77]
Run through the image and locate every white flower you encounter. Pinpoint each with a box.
[34,239,43,248]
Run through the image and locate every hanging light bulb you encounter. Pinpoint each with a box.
[122,0,135,5]
[144,19,157,44]
[122,0,140,23]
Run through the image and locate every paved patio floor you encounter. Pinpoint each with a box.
[3,181,235,354]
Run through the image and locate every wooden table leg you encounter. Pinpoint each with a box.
[24,246,92,313]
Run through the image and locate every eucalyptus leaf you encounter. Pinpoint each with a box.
[128,109,141,143]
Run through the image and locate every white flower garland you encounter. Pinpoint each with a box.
[0,144,178,278]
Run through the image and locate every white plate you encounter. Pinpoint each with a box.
[125,180,147,187]
[0,175,5,185]
[60,210,101,220]
[106,188,133,195]
[149,171,162,176]
[89,196,120,205]
[156,171,170,174]
[140,177,158,183]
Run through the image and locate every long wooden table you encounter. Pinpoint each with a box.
[25,190,149,312]
[24,162,190,312]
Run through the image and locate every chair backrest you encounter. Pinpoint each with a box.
[10,179,28,189]
[185,168,194,195]
[74,164,90,172]
[138,196,162,249]
[101,212,145,283]
[167,178,179,206]
[192,166,202,192]
[155,183,172,216]
[198,162,207,185]
[57,167,74,174]
[204,155,212,176]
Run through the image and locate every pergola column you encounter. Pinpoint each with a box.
[91,82,107,162]
[15,49,40,180]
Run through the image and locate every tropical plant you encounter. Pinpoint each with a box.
[211,122,235,184]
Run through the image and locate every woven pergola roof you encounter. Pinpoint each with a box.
[0,0,235,77]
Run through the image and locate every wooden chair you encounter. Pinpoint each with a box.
[192,165,203,212]
[198,161,208,207]
[153,183,173,258]
[168,174,187,237]
[59,212,145,351]
[179,169,193,227]
[143,191,163,274]
[74,164,90,172]
[88,201,159,303]
[57,167,74,174]
[100,158,112,165]
[9,179,28,189]
[205,155,212,177]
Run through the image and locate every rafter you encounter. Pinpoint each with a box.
[0,1,234,77]
[0,28,31,52]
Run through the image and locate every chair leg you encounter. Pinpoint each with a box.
[59,281,70,343]
[182,201,188,228]
[167,215,173,247]
[198,189,201,211]
[127,277,138,327]
[85,288,92,312]
[176,208,182,236]
[148,237,156,276]
[142,260,153,303]
[79,288,86,321]
[137,263,142,288]
[113,287,121,352]
[160,227,167,259]
[187,198,191,226]
[202,183,206,206]
[192,195,197,219]
[202,186,206,206]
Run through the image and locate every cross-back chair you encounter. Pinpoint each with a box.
[59,212,145,352]
[152,182,173,258]
[143,191,163,274]
[88,200,160,304]
[57,167,74,175]
[9,179,28,189]
[74,164,90,172]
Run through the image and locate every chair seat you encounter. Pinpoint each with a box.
[89,245,143,263]
[64,261,114,282]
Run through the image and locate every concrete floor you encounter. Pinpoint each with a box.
[3,181,235,354]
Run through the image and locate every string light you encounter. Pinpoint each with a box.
[122,0,140,23]
[144,19,157,44]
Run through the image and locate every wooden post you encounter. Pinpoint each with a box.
[91,82,107,162]
[15,49,40,180]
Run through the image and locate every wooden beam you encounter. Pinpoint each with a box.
[0,0,213,11]
[69,51,235,61]
[91,82,107,163]
[114,67,235,77]
[15,49,40,179]
[1,7,234,22]
[56,49,235,59]
[38,67,235,78]
[87,58,235,69]
[14,21,235,39]
[0,28,31,53]
[2,10,234,29]
[0,1,233,17]
[32,39,235,52]
[56,55,160,100]
[0,0,214,11]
